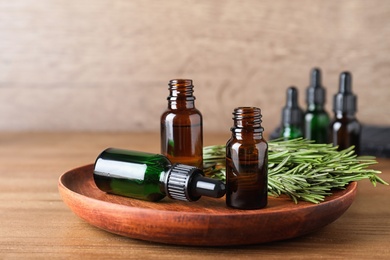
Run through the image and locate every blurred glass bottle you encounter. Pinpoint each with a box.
[329,72,361,154]
[304,68,330,143]
[226,107,268,210]
[280,87,304,140]
[161,79,203,168]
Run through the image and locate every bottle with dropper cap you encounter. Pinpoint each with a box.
[93,148,225,202]
[329,71,361,154]
[280,87,304,140]
[304,68,330,143]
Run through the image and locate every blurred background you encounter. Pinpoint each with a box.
[0,0,389,134]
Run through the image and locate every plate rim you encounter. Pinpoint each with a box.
[58,164,358,246]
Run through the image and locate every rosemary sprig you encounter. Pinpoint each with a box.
[203,138,388,204]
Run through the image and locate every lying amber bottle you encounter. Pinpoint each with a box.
[161,79,203,168]
[226,107,268,210]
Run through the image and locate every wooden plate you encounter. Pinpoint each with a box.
[58,164,357,246]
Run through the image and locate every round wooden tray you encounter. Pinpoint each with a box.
[58,164,357,246]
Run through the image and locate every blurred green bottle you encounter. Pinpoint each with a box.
[304,68,330,143]
[280,87,304,140]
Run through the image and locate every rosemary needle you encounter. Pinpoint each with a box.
[203,138,388,204]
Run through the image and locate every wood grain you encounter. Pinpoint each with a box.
[0,132,389,258]
[58,164,357,246]
[0,0,389,132]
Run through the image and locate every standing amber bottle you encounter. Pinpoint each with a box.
[226,107,268,210]
[329,72,361,154]
[161,79,203,169]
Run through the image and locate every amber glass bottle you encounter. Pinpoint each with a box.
[161,79,203,168]
[226,107,268,210]
[329,72,361,154]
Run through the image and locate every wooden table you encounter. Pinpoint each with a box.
[1,133,389,259]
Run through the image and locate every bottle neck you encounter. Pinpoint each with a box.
[231,107,264,139]
[167,79,196,109]
[168,100,195,109]
[334,111,356,120]
[307,103,325,112]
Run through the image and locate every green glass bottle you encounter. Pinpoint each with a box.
[93,148,225,202]
[280,87,304,140]
[304,68,330,143]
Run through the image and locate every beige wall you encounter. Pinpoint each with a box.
[0,0,389,134]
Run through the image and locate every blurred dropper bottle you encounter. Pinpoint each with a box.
[329,72,361,154]
[303,68,330,143]
[280,87,304,140]
[93,148,225,202]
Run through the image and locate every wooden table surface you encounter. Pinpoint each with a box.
[1,132,389,259]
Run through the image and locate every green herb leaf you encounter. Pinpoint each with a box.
[203,138,388,204]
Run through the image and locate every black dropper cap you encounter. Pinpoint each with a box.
[165,164,226,202]
[333,71,357,115]
[306,68,326,105]
[282,86,303,126]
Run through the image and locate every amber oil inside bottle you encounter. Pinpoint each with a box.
[329,72,361,154]
[161,79,203,168]
[226,107,268,210]
[330,112,361,153]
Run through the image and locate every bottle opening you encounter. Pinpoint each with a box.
[169,79,193,86]
[232,107,263,130]
[168,79,195,100]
